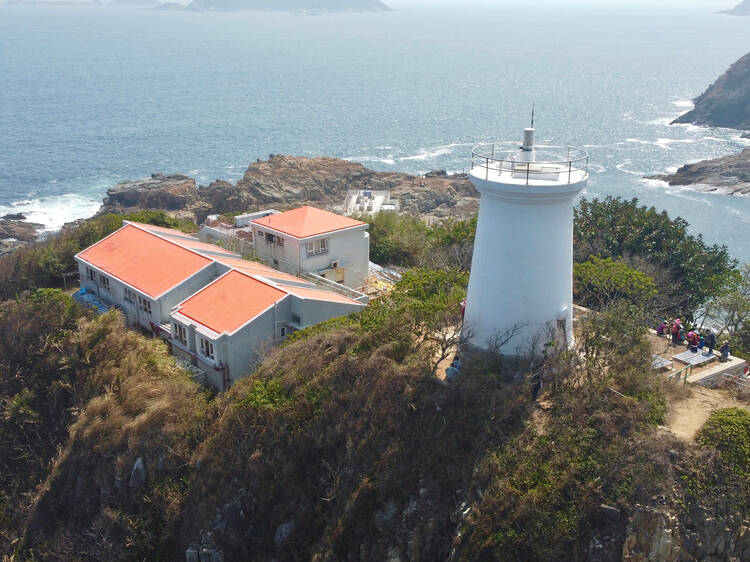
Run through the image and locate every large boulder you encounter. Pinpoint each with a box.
[102,173,199,213]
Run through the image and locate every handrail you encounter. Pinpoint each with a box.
[667,363,694,387]
[470,142,588,185]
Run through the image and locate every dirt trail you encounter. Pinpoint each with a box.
[666,386,750,442]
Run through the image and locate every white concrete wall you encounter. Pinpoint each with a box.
[252,226,369,289]
[156,262,227,323]
[464,175,585,355]
[76,258,156,330]
[300,229,370,289]
[290,295,363,329]
[76,258,227,330]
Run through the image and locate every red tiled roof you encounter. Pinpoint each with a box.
[77,225,212,297]
[214,256,306,284]
[251,206,366,239]
[177,270,289,334]
[128,222,238,256]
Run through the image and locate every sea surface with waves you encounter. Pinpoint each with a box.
[0,1,749,260]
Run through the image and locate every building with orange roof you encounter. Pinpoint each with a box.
[250,206,369,289]
[200,206,370,290]
[75,223,228,332]
[170,269,364,389]
[75,219,366,390]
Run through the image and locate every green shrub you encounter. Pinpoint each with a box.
[697,408,750,478]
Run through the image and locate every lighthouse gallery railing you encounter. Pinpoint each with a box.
[471,142,588,185]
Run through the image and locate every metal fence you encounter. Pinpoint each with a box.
[471,142,588,184]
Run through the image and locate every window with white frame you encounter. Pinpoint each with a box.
[173,322,187,345]
[124,288,137,303]
[99,274,110,290]
[137,295,152,315]
[86,267,97,281]
[306,238,329,256]
[199,337,215,360]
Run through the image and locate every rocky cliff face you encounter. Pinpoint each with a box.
[672,51,750,129]
[99,155,479,223]
[102,173,200,213]
[647,147,750,195]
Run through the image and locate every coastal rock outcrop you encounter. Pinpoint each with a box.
[101,173,199,213]
[647,147,750,195]
[101,155,479,222]
[0,217,43,254]
[672,51,750,129]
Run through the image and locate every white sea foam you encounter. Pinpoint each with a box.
[625,138,653,145]
[398,147,453,162]
[588,164,607,174]
[671,99,694,109]
[344,156,396,166]
[701,136,730,143]
[645,117,674,126]
[655,138,694,150]
[0,193,101,232]
[616,160,646,175]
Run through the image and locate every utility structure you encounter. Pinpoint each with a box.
[463,127,588,354]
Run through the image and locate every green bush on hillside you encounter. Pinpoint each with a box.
[574,197,736,318]
[574,256,657,309]
[697,407,750,478]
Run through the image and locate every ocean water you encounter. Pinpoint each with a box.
[0,2,749,260]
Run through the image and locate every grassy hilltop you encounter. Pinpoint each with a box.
[1,198,749,560]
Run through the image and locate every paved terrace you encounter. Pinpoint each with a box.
[648,330,747,387]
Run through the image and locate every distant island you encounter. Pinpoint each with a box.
[186,0,390,12]
[719,0,750,16]
[672,51,750,130]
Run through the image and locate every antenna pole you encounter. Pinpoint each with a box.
[531,103,535,129]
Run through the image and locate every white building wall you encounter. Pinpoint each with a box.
[76,258,227,330]
[252,226,369,289]
[290,295,363,329]
[464,175,585,355]
[156,262,228,323]
[300,229,370,289]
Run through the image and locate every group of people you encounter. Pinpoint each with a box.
[656,318,731,361]
[445,354,462,381]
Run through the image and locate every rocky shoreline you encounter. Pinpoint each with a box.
[0,155,480,253]
[0,214,45,255]
[647,148,750,196]
[97,155,479,221]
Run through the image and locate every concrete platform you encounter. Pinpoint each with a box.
[673,349,717,367]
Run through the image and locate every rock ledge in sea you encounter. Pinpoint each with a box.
[647,147,750,195]
[102,173,199,213]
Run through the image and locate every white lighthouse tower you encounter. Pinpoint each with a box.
[463,127,588,354]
